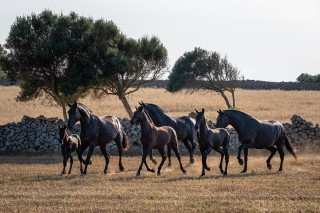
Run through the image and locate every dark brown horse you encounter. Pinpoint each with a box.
[67,102,128,175]
[130,105,186,176]
[216,109,297,173]
[58,125,84,175]
[195,108,230,176]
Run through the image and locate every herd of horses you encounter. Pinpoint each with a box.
[58,102,297,177]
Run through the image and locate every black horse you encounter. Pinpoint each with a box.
[130,105,186,176]
[195,108,230,176]
[139,102,197,166]
[58,125,84,175]
[216,109,297,173]
[67,102,128,175]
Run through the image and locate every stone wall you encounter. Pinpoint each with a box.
[0,114,319,154]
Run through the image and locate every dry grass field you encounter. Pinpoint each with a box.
[0,153,319,212]
[0,86,320,212]
[1,86,320,125]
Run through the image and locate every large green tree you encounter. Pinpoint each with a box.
[2,10,103,120]
[297,73,320,83]
[93,35,168,117]
[167,47,242,109]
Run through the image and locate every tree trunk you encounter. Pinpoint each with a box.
[61,104,68,121]
[231,90,236,109]
[219,91,232,109]
[119,94,133,118]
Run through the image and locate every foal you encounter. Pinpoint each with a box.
[195,108,230,176]
[130,106,186,176]
[58,125,83,175]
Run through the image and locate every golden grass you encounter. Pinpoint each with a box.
[0,153,319,212]
[0,86,320,125]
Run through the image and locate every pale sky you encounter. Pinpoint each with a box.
[1,0,319,82]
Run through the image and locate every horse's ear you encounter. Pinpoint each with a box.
[202,108,205,113]
[135,106,138,110]
[67,102,72,107]
[219,109,223,114]
[74,101,77,107]
[138,101,142,106]
[141,101,145,106]
[195,108,199,113]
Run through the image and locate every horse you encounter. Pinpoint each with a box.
[194,108,230,176]
[216,109,297,173]
[58,125,84,175]
[67,102,128,175]
[139,102,197,166]
[130,105,186,176]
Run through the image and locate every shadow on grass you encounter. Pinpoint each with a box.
[164,171,278,182]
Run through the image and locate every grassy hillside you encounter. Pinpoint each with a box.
[0,86,320,125]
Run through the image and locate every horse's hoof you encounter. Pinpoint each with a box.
[119,166,125,172]
[220,170,224,174]
[190,158,195,164]
[241,170,247,173]
[278,169,283,172]
[168,163,172,167]
[182,169,186,174]
[205,167,210,171]
[103,171,107,175]
[89,160,92,165]
[157,172,161,176]
[238,159,244,165]
[200,173,205,177]
[60,173,65,176]
[224,172,228,176]
[150,169,155,173]
[267,164,272,170]
[151,159,158,165]
[136,173,141,176]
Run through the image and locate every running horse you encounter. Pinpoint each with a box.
[139,102,197,166]
[67,102,128,175]
[130,105,186,176]
[195,108,230,176]
[216,109,297,173]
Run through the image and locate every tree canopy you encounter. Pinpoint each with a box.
[297,73,320,83]
[93,35,168,117]
[167,47,242,108]
[1,10,121,119]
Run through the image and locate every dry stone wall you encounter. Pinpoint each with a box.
[0,114,319,154]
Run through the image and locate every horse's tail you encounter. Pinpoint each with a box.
[285,136,298,161]
[169,127,179,145]
[121,128,129,151]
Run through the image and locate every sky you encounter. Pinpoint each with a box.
[0,0,319,82]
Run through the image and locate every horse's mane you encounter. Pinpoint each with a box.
[144,103,172,126]
[77,103,93,113]
[223,110,255,121]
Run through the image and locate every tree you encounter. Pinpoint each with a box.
[297,73,320,83]
[0,44,7,78]
[167,47,242,109]
[93,35,168,117]
[1,10,102,120]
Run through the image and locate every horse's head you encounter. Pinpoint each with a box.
[216,109,229,128]
[130,106,144,125]
[59,125,68,144]
[194,108,206,130]
[67,102,81,130]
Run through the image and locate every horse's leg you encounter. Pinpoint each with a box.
[237,144,244,165]
[137,146,154,176]
[241,148,249,173]
[100,145,110,174]
[213,147,225,175]
[76,148,85,174]
[68,155,73,174]
[199,146,210,171]
[149,151,157,165]
[167,144,172,167]
[171,142,186,174]
[61,153,68,176]
[115,139,125,172]
[182,138,194,165]
[83,145,95,175]
[157,148,167,175]
[266,146,277,170]
[223,145,229,176]
[277,146,285,172]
